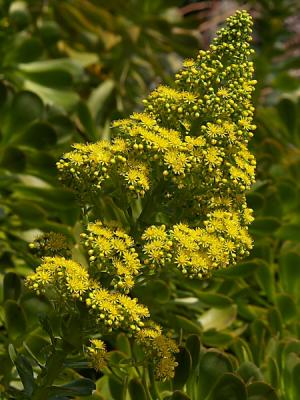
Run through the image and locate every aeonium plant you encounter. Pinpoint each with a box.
[25,9,256,394]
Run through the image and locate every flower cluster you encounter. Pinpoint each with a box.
[171,209,253,277]
[29,232,71,258]
[142,225,172,268]
[26,257,91,299]
[57,138,150,198]
[86,289,149,332]
[142,203,253,278]
[27,10,257,381]
[136,324,179,380]
[81,221,141,292]
[25,255,149,334]
[57,10,256,278]
[86,339,107,371]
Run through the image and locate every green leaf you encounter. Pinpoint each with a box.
[276,224,300,241]
[116,333,131,357]
[267,308,283,336]
[10,201,46,226]
[5,91,44,136]
[48,379,96,397]
[238,361,263,383]
[195,293,232,308]
[108,350,129,376]
[277,98,297,135]
[255,262,274,301]
[275,294,297,322]
[5,300,27,339]
[15,122,57,149]
[128,378,147,400]
[9,1,31,29]
[279,252,300,299]
[198,350,233,399]
[185,335,201,370]
[277,180,298,209]
[214,260,260,278]
[134,280,170,304]
[267,358,280,389]
[273,73,299,92]
[88,80,115,121]
[18,58,83,82]
[207,373,246,400]
[4,272,21,301]
[61,315,83,349]
[44,348,65,386]
[22,296,51,327]
[12,185,76,211]
[250,217,281,236]
[247,381,278,400]
[0,147,26,171]
[38,315,55,343]
[19,67,73,90]
[230,338,253,364]
[198,305,237,332]
[76,101,97,141]
[0,81,8,107]
[8,343,17,362]
[23,80,79,110]
[38,20,62,45]
[96,375,112,399]
[291,363,300,398]
[14,354,35,397]
[6,36,43,64]
[48,114,74,139]
[202,331,233,347]
[246,192,265,210]
[167,391,191,400]
[169,315,201,334]
[27,151,56,177]
[24,333,50,363]
[108,375,123,400]
[173,347,192,390]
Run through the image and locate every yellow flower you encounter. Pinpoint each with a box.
[142,225,168,241]
[206,123,225,138]
[136,325,179,380]
[56,10,256,286]
[112,138,127,153]
[87,339,107,371]
[132,112,156,127]
[205,147,222,166]
[164,151,188,174]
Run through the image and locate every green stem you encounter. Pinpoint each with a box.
[149,368,161,400]
[142,367,153,400]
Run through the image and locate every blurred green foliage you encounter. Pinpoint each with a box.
[0,0,199,273]
[1,0,300,399]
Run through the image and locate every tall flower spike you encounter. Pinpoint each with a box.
[58,10,256,278]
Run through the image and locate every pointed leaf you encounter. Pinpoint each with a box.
[198,350,233,399]
[5,300,27,339]
[207,373,246,400]
[128,378,147,400]
[174,347,192,390]
[48,379,95,397]
[247,381,278,400]
[4,273,21,301]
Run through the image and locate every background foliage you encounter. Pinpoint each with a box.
[0,0,300,399]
